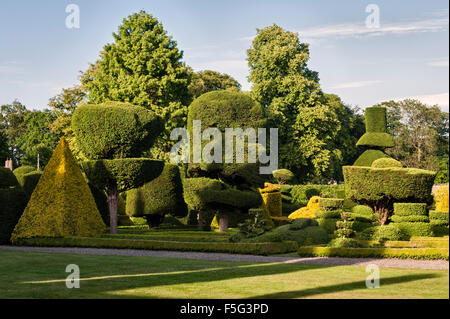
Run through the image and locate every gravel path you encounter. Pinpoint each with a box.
[1,245,448,270]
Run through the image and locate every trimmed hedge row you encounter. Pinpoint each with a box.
[430,211,449,222]
[297,246,449,260]
[343,166,436,204]
[395,222,434,238]
[315,210,341,219]
[13,237,299,256]
[393,203,428,216]
[360,239,449,249]
[391,215,430,223]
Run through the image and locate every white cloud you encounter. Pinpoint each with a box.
[296,17,448,40]
[427,57,449,67]
[329,80,382,89]
[394,92,449,112]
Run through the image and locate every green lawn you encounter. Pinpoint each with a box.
[0,250,448,299]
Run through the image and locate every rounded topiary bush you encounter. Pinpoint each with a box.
[395,222,434,239]
[18,171,42,198]
[353,149,390,167]
[371,158,403,168]
[273,169,294,184]
[126,164,188,227]
[351,205,374,216]
[13,166,35,178]
[72,102,163,160]
[328,238,366,248]
[358,225,404,241]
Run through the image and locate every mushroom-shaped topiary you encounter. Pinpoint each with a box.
[272,169,294,185]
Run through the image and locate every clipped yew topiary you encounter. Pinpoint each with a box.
[126,164,187,227]
[17,171,42,198]
[273,169,294,185]
[356,106,394,148]
[13,166,35,178]
[353,149,390,167]
[0,167,27,244]
[183,177,262,231]
[393,203,428,216]
[72,102,163,160]
[371,158,402,168]
[343,166,436,225]
[73,102,165,234]
[10,137,106,242]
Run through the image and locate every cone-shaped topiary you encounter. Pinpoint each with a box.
[11,137,106,242]
[356,107,394,148]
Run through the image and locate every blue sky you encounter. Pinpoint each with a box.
[0,0,448,111]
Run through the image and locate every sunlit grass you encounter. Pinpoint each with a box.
[0,250,448,299]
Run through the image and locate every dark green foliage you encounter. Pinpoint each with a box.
[316,218,339,234]
[371,158,402,168]
[289,218,318,230]
[356,107,394,148]
[13,166,35,177]
[183,177,262,211]
[393,203,428,216]
[88,183,109,226]
[0,187,27,244]
[395,222,434,239]
[18,171,42,198]
[328,238,366,248]
[288,184,345,206]
[343,166,436,204]
[353,149,390,167]
[72,102,163,160]
[126,164,188,224]
[0,167,19,188]
[319,198,344,210]
[282,201,301,216]
[358,225,404,241]
[315,210,342,219]
[81,158,165,193]
[245,222,328,246]
[229,208,274,242]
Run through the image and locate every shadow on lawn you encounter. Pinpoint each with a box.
[249,273,441,299]
[11,252,443,299]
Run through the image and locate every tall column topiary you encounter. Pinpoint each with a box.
[354,106,394,166]
[72,102,164,234]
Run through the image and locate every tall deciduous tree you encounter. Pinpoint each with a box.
[0,100,29,166]
[0,131,8,164]
[48,85,87,159]
[18,110,60,168]
[247,24,340,182]
[379,99,449,174]
[81,11,192,160]
[188,70,241,98]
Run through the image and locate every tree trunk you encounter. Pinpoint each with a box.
[374,205,390,226]
[107,186,119,234]
[197,211,204,230]
[218,213,229,232]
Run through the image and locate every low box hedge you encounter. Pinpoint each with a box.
[360,239,449,248]
[297,246,449,260]
[393,203,428,216]
[395,222,434,238]
[319,198,344,210]
[13,237,299,256]
[390,215,430,223]
[429,211,449,222]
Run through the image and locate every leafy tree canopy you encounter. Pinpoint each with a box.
[81,11,192,161]
[188,70,241,98]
